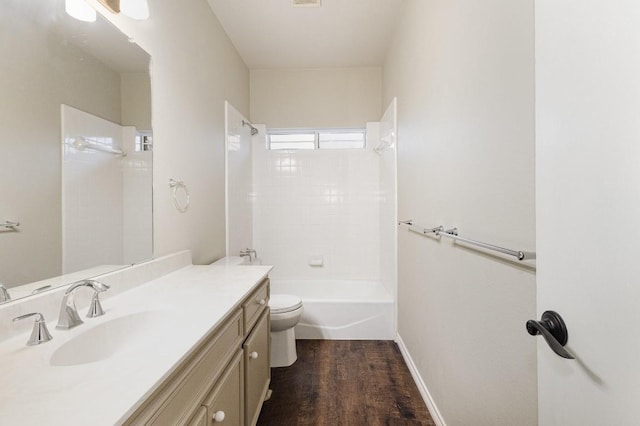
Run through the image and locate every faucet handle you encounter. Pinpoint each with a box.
[87,291,106,318]
[0,284,11,303]
[86,280,110,292]
[13,312,53,345]
[240,248,258,263]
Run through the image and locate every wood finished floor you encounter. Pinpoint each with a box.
[257,340,435,426]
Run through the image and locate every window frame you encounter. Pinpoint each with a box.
[267,128,366,150]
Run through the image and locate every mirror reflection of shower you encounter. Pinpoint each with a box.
[225,102,257,260]
[62,105,152,277]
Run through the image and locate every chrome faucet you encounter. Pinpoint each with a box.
[239,248,258,263]
[0,284,11,303]
[56,279,110,330]
[13,312,52,345]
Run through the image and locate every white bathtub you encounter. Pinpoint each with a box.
[270,280,395,340]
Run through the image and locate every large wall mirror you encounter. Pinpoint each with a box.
[0,1,153,302]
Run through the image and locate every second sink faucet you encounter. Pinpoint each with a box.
[0,284,11,303]
[240,248,258,263]
[57,279,110,330]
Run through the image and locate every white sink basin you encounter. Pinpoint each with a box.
[50,311,167,366]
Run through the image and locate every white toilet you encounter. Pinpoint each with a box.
[269,294,303,368]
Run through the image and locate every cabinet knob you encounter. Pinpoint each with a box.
[213,410,225,422]
[249,351,259,360]
[257,298,266,306]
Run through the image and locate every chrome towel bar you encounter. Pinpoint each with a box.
[1,221,20,229]
[72,137,127,157]
[409,225,444,236]
[398,220,535,262]
[398,219,444,235]
[437,228,536,261]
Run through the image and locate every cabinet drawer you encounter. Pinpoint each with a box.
[202,350,244,426]
[242,278,269,333]
[244,309,270,426]
[126,310,243,425]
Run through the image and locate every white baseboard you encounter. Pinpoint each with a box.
[396,333,446,426]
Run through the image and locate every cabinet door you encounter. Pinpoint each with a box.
[127,311,243,426]
[187,407,207,426]
[243,309,270,426]
[202,350,244,426]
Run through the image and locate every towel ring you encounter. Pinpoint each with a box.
[169,179,190,213]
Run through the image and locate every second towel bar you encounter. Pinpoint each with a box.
[437,228,535,261]
[398,220,444,236]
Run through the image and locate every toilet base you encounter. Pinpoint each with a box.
[270,327,297,367]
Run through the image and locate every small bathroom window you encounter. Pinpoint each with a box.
[268,132,316,150]
[318,130,365,149]
[135,131,153,152]
[267,129,365,150]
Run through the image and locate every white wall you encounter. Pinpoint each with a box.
[383,1,537,425]
[121,72,152,131]
[250,67,381,128]
[95,0,250,265]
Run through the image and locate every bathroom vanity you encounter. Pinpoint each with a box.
[0,252,272,426]
[125,277,271,425]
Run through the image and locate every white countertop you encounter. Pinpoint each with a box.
[0,264,272,426]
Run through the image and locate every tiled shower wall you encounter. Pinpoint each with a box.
[225,102,253,256]
[62,105,125,273]
[62,105,151,274]
[378,99,398,299]
[252,137,382,281]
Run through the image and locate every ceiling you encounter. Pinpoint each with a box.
[207,0,405,69]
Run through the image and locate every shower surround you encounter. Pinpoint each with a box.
[225,99,397,340]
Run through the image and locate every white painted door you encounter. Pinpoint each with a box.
[536,1,640,424]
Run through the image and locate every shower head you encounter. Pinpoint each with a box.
[242,119,259,136]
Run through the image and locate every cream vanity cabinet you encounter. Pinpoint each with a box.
[124,278,271,426]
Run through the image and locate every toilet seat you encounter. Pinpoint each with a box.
[270,294,303,314]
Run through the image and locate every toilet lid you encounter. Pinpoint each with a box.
[270,294,303,314]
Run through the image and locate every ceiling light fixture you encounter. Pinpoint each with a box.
[96,0,120,13]
[119,0,150,20]
[65,0,97,22]
[97,0,149,20]
[291,0,322,7]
